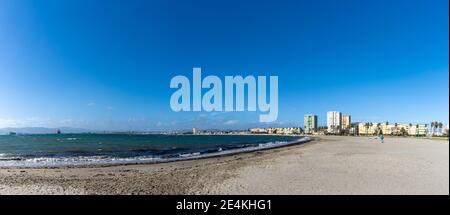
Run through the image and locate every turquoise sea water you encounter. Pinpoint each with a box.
[0,134,307,167]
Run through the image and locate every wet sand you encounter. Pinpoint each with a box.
[0,136,448,194]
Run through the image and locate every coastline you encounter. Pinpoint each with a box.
[0,136,448,194]
[0,139,314,194]
[0,135,311,169]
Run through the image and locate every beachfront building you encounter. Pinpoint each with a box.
[444,124,450,136]
[408,124,428,136]
[342,115,351,129]
[327,111,342,134]
[349,122,359,135]
[358,122,385,135]
[250,127,302,135]
[358,122,376,135]
[268,127,302,135]
[378,123,407,136]
[304,114,318,134]
[417,124,429,136]
[408,124,418,136]
[340,114,352,135]
[249,128,267,134]
[358,122,429,136]
[192,128,198,135]
[279,127,302,135]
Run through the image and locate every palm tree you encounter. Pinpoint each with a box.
[430,122,434,136]
[364,123,370,136]
[400,127,407,136]
[369,122,373,135]
[376,123,381,135]
[384,122,389,136]
[394,123,398,136]
[438,122,443,135]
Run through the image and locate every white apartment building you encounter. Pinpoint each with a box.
[327,111,342,134]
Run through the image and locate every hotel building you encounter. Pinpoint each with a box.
[327,111,342,134]
[358,123,429,136]
[304,114,318,134]
[342,115,351,129]
[408,124,428,136]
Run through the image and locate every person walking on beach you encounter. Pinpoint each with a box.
[379,131,384,143]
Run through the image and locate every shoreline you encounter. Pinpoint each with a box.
[0,136,312,169]
[0,138,319,194]
[0,136,448,194]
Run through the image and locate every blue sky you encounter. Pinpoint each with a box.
[0,0,448,131]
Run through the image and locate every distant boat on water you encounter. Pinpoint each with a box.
[8,132,17,135]
[56,129,62,134]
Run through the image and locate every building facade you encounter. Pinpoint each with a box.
[358,122,429,136]
[249,127,302,135]
[327,111,342,134]
[342,115,351,129]
[304,114,318,134]
[358,122,375,135]
[408,124,428,136]
[349,122,359,135]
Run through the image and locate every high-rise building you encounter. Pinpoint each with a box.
[327,111,342,133]
[342,114,351,129]
[304,114,318,134]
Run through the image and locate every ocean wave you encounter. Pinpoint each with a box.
[0,136,311,167]
[179,152,201,157]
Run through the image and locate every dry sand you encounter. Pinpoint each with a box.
[0,136,448,195]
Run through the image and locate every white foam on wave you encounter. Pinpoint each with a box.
[0,155,163,167]
[179,152,201,157]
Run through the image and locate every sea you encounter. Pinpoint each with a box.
[0,134,309,167]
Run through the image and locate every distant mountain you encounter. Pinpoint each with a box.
[0,127,95,134]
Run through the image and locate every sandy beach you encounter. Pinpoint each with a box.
[0,136,448,195]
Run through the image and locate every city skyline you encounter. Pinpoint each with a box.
[0,109,447,133]
[0,0,448,131]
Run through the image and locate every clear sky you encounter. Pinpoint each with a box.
[0,0,448,131]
